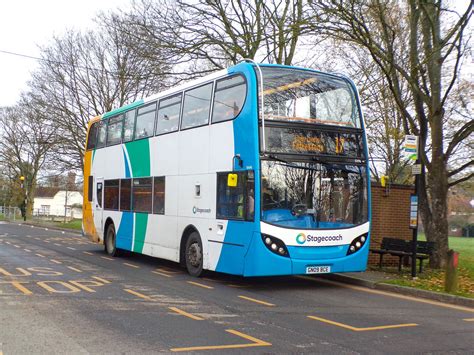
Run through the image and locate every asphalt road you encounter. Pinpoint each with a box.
[0,222,473,354]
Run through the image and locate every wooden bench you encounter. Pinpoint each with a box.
[370,237,435,272]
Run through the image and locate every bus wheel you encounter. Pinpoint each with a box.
[104,223,120,257]
[185,232,203,277]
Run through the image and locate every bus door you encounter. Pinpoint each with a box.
[94,177,104,239]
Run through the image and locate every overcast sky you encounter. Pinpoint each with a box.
[0,0,130,107]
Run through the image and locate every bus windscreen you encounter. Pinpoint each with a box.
[260,67,361,128]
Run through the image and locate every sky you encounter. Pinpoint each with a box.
[0,0,131,107]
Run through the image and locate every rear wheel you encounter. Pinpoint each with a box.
[185,232,203,277]
[104,223,120,257]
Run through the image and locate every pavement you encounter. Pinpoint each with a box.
[325,270,474,308]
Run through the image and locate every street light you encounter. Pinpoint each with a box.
[19,175,27,221]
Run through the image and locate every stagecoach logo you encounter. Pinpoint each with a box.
[296,233,343,244]
[296,233,306,245]
[192,206,211,214]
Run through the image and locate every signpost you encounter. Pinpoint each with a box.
[404,135,421,279]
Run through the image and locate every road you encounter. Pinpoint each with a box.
[0,222,473,354]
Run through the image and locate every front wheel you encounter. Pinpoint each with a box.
[185,232,204,277]
[104,223,120,257]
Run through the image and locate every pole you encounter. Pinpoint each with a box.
[411,164,419,279]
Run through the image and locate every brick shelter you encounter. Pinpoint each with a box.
[369,183,415,267]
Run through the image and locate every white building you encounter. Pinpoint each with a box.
[33,188,83,219]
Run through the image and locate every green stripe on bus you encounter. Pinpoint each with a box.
[125,139,150,177]
[102,100,144,119]
[133,213,148,253]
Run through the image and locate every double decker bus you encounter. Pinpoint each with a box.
[83,61,370,277]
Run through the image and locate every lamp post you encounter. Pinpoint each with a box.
[19,175,27,221]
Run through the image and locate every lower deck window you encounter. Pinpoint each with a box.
[216,171,254,221]
[132,178,152,213]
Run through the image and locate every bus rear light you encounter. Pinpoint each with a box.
[347,233,368,255]
[261,234,289,257]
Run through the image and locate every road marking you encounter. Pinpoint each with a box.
[67,247,76,251]
[101,256,114,261]
[463,318,474,322]
[50,259,62,264]
[156,267,180,274]
[54,243,61,246]
[123,262,140,269]
[307,315,418,332]
[10,281,33,295]
[35,253,45,258]
[124,289,153,301]
[238,295,275,307]
[298,276,474,313]
[38,281,80,293]
[67,266,82,273]
[34,238,40,240]
[169,307,204,321]
[151,270,173,278]
[44,228,49,231]
[187,281,214,289]
[44,241,50,243]
[13,244,20,248]
[227,284,250,288]
[83,251,94,256]
[23,249,31,252]
[5,241,10,244]
[170,329,271,352]
[92,276,111,284]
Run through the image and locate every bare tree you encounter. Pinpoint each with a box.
[0,100,57,216]
[27,23,169,172]
[105,0,313,82]
[311,0,473,267]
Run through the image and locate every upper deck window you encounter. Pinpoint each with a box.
[106,115,124,146]
[96,121,107,149]
[260,67,360,128]
[212,75,246,123]
[181,83,213,130]
[156,93,181,135]
[135,103,156,140]
[86,122,99,150]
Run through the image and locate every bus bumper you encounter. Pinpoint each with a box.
[243,232,370,277]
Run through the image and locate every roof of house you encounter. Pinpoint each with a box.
[35,187,61,198]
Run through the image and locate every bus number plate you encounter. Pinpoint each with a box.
[306,266,331,274]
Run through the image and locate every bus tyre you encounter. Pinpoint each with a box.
[185,232,203,277]
[105,223,120,257]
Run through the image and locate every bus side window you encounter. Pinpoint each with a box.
[120,179,131,211]
[132,177,152,213]
[181,83,213,130]
[106,115,124,146]
[86,122,99,150]
[135,103,156,140]
[212,75,247,123]
[156,94,181,135]
[153,176,165,214]
[104,179,119,210]
[96,121,107,149]
[123,110,136,143]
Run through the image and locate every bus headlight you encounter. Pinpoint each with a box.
[261,234,289,257]
[347,233,368,255]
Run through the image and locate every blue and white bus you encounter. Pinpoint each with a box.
[83,61,370,277]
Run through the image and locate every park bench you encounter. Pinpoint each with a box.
[370,237,435,272]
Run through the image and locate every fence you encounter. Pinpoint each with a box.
[0,206,22,221]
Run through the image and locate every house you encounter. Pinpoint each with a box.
[33,187,83,219]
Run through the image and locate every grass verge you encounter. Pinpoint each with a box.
[379,235,474,298]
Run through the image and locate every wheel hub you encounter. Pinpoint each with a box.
[188,243,202,267]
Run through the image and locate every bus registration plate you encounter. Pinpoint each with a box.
[306,266,331,274]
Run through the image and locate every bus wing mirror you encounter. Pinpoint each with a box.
[227,173,238,187]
